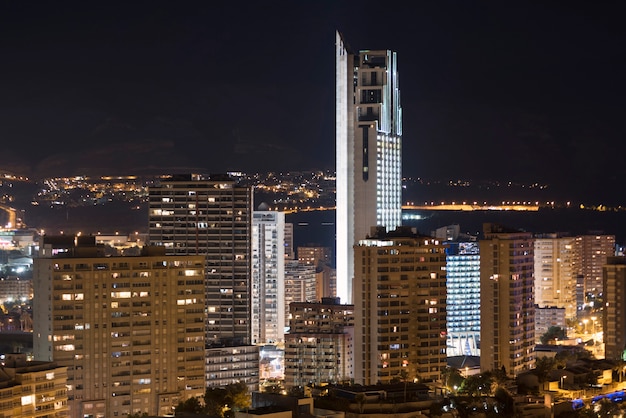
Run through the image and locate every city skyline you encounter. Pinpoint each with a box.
[1,2,625,204]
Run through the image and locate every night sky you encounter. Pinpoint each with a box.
[1,1,625,202]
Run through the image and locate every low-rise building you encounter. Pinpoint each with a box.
[0,353,68,417]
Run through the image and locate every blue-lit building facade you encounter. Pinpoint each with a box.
[446,241,481,357]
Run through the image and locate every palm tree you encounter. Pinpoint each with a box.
[441,367,463,393]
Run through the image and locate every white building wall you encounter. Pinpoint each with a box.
[252,211,285,345]
[534,236,576,320]
[336,31,354,304]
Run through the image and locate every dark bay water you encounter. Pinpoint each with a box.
[26,204,626,261]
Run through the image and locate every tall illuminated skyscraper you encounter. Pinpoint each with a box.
[336,31,402,303]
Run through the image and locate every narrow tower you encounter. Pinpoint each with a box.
[336,31,402,303]
[251,210,286,345]
[480,223,535,377]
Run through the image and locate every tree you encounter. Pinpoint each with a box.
[429,401,444,417]
[540,326,567,344]
[226,382,251,411]
[204,387,228,418]
[489,367,510,393]
[610,359,626,382]
[176,396,204,414]
[534,356,557,383]
[462,373,494,397]
[493,387,515,417]
[441,367,464,392]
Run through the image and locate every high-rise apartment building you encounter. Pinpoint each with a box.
[603,256,626,360]
[284,260,317,323]
[298,246,335,300]
[534,234,576,321]
[284,297,354,388]
[311,264,336,302]
[148,174,259,390]
[252,211,285,345]
[574,234,616,301]
[33,237,206,418]
[353,227,447,385]
[446,241,481,357]
[336,31,402,303]
[480,224,535,377]
[297,246,332,268]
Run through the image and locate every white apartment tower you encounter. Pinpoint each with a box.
[252,211,285,345]
[336,31,402,303]
[534,234,577,321]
